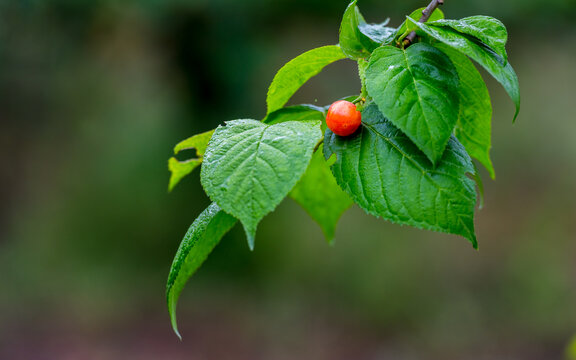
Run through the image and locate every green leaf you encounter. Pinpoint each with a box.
[263,104,325,125]
[339,0,373,59]
[266,45,346,115]
[339,0,394,59]
[396,7,445,41]
[431,16,508,63]
[437,43,495,179]
[290,145,353,242]
[366,43,460,164]
[174,129,214,155]
[201,120,323,249]
[166,202,238,339]
[408,17,520,121]
[358,22,396,46]
[168,130,215,191]
[471,162,485,209]
[168,158,202,192]
[324,104,478,248]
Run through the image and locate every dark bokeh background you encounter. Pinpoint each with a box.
[1,0,575,359]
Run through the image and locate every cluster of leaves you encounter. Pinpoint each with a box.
[166,0,519,338]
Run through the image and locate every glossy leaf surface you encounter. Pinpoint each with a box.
[437,44,495,178]
[324,104,478,247]
[431,16,508,62]
[409,17,520,120]
[358,22,396,46]
[366,43,460,164]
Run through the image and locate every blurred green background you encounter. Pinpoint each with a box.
[1,0,575,359]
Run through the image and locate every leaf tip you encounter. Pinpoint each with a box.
[482,158,496,181]
[322,229,336,245]
[488,170,496,181]
[326,236,336,246]
[470,236,479,250]
[244,226,256,251]
[171,321,183,341]
[167,172,183,193]
[168,177,177,193]
[168,296,183,340]
[512,107,520,123]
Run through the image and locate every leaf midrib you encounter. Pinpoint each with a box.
[400,47,435,157]
[248,127,268,221]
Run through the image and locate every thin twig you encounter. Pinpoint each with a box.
[402,0,444,47]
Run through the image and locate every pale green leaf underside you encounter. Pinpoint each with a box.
[290,145,353,242]
[431,16,508,62]
[168,130,215,191]
[366,43,460,164]
[266,45,346,114]
[166,203,237,339]
[201,120,323,249]
[437,44,495,179]
[324,104,477,248]
[409,18,520,121]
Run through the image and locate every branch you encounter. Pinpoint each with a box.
[402,0,444,47]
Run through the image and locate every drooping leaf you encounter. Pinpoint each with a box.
[339,0,394,59]
[201,120,323,248]
[266,45,346,114]
[324,104,478,247]
[430,16,508,62]
[437,43,495,179]
[263,104,325,125]
[290,145,353,242]
[168,130,215,191]
[408,17,520,120]
[166,203,238,339]
[396,7,445,41]
[366,43,460,164]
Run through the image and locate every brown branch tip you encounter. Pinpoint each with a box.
[402,0,444,47]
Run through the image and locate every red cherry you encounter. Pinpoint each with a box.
[326,100,362,136]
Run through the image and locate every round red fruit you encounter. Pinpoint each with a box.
[326,100,362,136]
